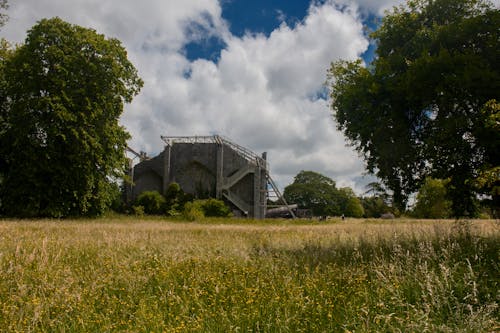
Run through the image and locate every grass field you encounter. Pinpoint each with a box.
[0,217,498,332]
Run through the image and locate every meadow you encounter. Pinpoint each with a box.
[0,217,498,332]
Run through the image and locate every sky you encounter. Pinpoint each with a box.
[3,0,494,193]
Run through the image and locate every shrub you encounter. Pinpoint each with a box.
[135,191,166,215]
[132,205,144,216]
[164,182,194,216]
[183,201,205,221]
[182,199,232,220]
[200,198,232,217]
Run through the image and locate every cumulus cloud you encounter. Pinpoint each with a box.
[1,0,385,192]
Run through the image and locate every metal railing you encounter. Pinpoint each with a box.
[160,135,267,168]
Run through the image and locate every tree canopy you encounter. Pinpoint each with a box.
[284,171,339,216]
[328,0,499,217]
[0,17,143,217]
[283,170,364,217]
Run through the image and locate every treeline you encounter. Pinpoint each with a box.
[282,170,391,219]
[283,170,495,219]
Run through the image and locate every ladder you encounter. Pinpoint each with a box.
[266,172,296,219]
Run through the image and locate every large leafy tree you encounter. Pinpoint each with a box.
[328,0,499,216]
[284,170,363,217]
[0,18,143,217]
[284,171,340,216]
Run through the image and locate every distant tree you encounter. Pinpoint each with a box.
[292,171,336,187]
[284,171,340,216]
[336,187,364,217]
[412,178,452,219]
[360,196,391,218]
[0,18,143,217]
[344,197,365,218]
[328,0,499,217]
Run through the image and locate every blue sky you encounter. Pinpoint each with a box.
[0,0,424,192]
[185,1,313,62]
[185,0,379,63]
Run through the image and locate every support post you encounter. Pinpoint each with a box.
[162,144,171,195]
[253,165,262,218]
[216,143,224,199]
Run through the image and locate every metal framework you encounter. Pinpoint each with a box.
[126,146,149,162]
[161,135,267,168]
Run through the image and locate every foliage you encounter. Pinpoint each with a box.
[0,18,143,217]
[199,198,232,217]
[412,178,452,218]
[337,187,364,217]
[182,198,232,220]
[182,201,205,221]
[474,100,500,217]
[135,191,166,215]
[108,181,126,213]
[344,197,364,218]
[164,182,194,216]
[131,205,144,216]
[0,219,498,331]
[360,196,392,218]
[284,171,340,216]
[328,0,500,217]
[284,171,367,217]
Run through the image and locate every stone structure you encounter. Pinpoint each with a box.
[129,135,290,219]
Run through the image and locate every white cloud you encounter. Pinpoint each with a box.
[1,0,377,192]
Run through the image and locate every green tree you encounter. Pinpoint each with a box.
[336,187,364,217]
[284,171,340,216]
[412,178,452,218]
[361,196,391,218]
[0,18,143,217]
[344,197,365,218]
[328,0,499,217]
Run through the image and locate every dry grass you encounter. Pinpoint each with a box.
[0,217,498,332]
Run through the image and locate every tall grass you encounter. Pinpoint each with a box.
[0,218,498,332]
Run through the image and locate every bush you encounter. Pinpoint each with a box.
[135,191,166,215]
[182,199,232,221]
[183,201,205,221]
[132,205,145,216]
[164,182,193,216]
[200,198,232,217]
